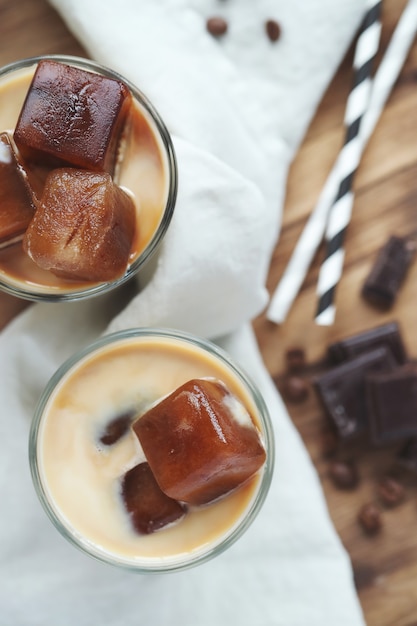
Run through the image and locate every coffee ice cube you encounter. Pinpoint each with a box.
[99,409,137,446]
[23,168,135,282]
[121,462,186,534]
[0,132,35,247]
[133,379,266,506]
[14,60,132,174]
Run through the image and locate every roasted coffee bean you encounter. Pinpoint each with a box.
[329,460,359,489]
[377,477,405,507]
[282,376,309,403]
[285,347,306,373]
[206,16,228,37]
[358,503,382,535]
[265,19,281,42]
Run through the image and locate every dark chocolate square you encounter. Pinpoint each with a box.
[362,236,415,309]
[314,346,397,440]
[366,364,417,446]
[328,322,407,365]
[397,438,417,474]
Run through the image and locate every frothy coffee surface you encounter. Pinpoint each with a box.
[36,335,264,567]
[0,63,168,293]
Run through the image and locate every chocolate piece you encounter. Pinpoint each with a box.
[14,60,132,174]
[358,503,382,535]
[121,463,186,534]
[314,347,397,439]
[282,376,309,403]
[0,132,35,248]
[328,322,407,365]
[397,438,417,473]
[329,460,359,489]
[366,364,417,446]
[206,17,228,37]
[362,236,416,309]
[265,19,281,42]
[23,168,135,282]
[377,477,405,508]
[133,378,266,506]
[285,347,306,372]
[99,409,136,446]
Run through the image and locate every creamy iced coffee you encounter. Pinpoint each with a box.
[29,329,274,572]
[0,56,176,299]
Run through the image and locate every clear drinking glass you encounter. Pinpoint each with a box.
[29,328,274,573]
[0,55,177,301]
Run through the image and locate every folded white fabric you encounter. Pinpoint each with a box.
[0,0,368,624]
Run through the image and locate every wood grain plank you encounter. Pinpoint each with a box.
[254,5,417,622]
[0,0,86,65]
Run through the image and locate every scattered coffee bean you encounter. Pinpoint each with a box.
[282,376,309,403]
[285,347,306,373]
[377,477,405,507]
[265,19,281,42]
[358,503,382,535]
[329,460,359,489]
[206,16,228,37]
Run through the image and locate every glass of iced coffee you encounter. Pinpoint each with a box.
[29,328,274,573]
[0,55,177,301]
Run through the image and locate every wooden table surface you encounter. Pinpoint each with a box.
[1,1,416,624]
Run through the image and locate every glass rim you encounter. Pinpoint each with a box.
[29,327,275,574]
[0,54,178,302]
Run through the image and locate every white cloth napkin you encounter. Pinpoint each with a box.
[0,0,368,624]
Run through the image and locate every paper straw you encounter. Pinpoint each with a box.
[314,0,382,325]
[266,0,417,324]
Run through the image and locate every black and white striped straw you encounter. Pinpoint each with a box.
[315,0,382,326]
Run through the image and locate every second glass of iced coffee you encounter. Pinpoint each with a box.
[29,328,274,573]
[0,55,177,301]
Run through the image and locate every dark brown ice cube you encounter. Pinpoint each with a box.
[99,409,137,446]
[121,462,186,534]
[14,60,132,174]
[23,168,135,282]
[133,378,266,506]
[0,132,35,247]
